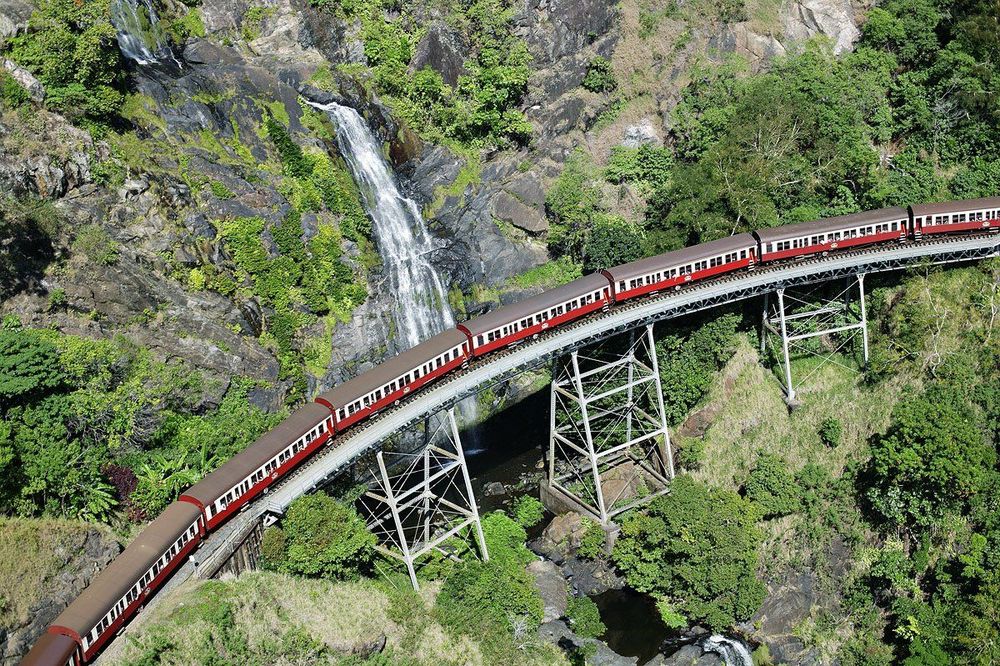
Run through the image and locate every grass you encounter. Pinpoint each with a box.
[111,572,566,666]
[0,517,119,629]
[687,336,901,490]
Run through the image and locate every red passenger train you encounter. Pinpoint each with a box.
[22,197,1000,666]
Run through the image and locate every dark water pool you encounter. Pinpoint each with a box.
[592,588,674,665]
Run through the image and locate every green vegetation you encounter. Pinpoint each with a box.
[0,518,118,629]
[565,595,605,639]
[0,319,281,522]
[308,0,531,149]
[743,452,800,519]
[613,475,766,631]
[4,0,125,128]
[576,518,605,561]
[261,492,376,580]
[582,57,616,93]
[511,494,545,528]
[655,312,741,424]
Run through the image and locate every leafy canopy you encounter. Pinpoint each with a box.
[613,475,765,631]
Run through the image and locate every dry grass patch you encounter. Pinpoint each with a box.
[0,517,118,629]
[688,336,905,490]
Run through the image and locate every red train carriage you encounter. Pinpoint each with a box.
[458,274,611,357]
[25,502,204,665]
[603,234,757,301]
[21,629,79,666]
[317,329,469,431]
[755,207,908,263]
[180,403,333,530]
[911,197,1000,238]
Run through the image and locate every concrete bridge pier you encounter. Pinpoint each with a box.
[761,273,869,402]
[356,408,488,590]
[544,324,674,525]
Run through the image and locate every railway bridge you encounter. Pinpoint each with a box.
[100,232,1000,657]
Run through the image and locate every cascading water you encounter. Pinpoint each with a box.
[313,101,480,434]
[701,634,753,666]
[111,0,175,66]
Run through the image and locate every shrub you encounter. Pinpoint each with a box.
[677,438,706,470]
[279,492,376,580]
[566,595,606,638]
[656,313,742,425]
[7,0,125,125]
[862,388,994,528]
[260,526,287,571]
[613,475,766,631]
[744,452,800,518]
[72,224,119,265]
[577,518,605,560]
[209,180,234,199]
[583,214,646,272]
[818,417,842,448]
[0,328,63,404]
[582,57,616,93]
[511,494,545,528]
[0,70,29,108]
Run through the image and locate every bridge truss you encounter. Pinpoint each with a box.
[548,326,674,524]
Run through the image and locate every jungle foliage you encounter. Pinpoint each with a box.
[311,0,531,148]
[613,475,766,631]
[0,318,281,524]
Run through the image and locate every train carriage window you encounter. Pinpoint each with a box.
[958,213,967,222]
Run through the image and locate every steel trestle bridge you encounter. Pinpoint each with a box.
[113,232,1000,649]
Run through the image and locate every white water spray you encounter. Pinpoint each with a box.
[111,0,175,66]
[701,634,753,666]
[313,101,480,433]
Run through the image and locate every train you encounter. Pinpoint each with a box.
[22,196,1000,665]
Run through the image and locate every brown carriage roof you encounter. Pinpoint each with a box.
[21,631,78,666]
[605,233,757,282]
[50,501,202,638]
[911,197,1000,216]
[316,329,468,410]
[181,401,331,506]
[755,208,908,244]
[458,273,611,337]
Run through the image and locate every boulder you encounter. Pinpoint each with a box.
[0,0,32,40]
[622,118,661,148]
[492,190,548,234]
[708,25,786,70]
[409,22,467,87]
[504,173,546,209]
[539,619,637,666]
[1,58,43,101]
[781,0,861,54]
[599,461,643,510]
[535,512,588,562]
[650,645,723,665]
[528,560,568,623]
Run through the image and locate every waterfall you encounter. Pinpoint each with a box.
[111,0,174,66]
[313,101,480,433]
[701,634,753,666]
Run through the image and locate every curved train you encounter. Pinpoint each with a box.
[22,197,1000,665]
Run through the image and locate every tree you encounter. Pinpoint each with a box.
[612,475,765,631]
[7,0,125,124]
[583,215,645,272]
[744,452,800,518]
[862,388,995,529]
[279,492,376,580]
[0,329,63,407]
[566,595,606,638]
